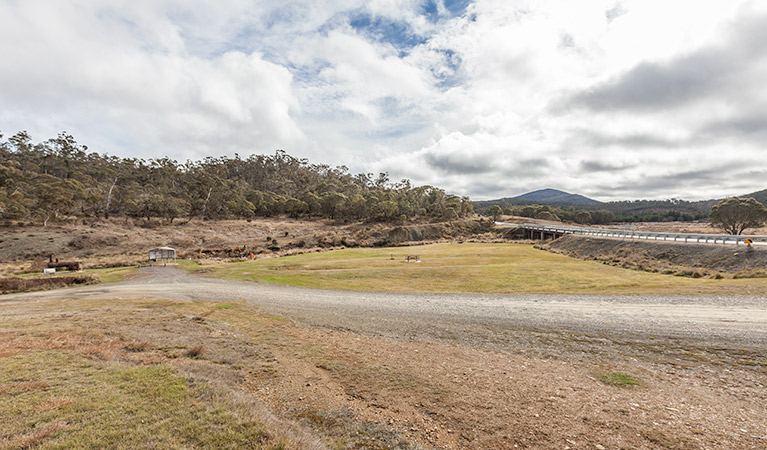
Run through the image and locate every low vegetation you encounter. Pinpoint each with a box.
[0,297,323,450]
[599,372,640,387]
[184,242,767,295]
[0,266,136,294]
[0,274,95,294]
[0,352,277,449]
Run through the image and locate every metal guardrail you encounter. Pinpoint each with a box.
[495,222,767,245]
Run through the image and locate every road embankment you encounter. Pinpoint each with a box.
[541,234,767,278]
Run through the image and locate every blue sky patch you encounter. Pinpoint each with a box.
[431,48,463,89]
[349,14,427,51]
[422,0,472,21]
[421,0,440,23]
[444,0,473,16]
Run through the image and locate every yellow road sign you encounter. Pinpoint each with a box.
[745,238,754,244]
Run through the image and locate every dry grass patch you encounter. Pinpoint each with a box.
[186,242,767,294]
[123,341,152,352]
[0,298,321,450]
[185,345,206,359]
[0,351,277,449]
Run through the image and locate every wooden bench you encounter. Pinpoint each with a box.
[405,255,420,262]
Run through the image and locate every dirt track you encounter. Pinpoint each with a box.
[4,268,767,449]
[5,267,766,352]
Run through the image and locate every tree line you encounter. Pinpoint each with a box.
[484,204,616,225]
[0,131,473,225]
[485,198,767,235]
[599,199,710,222]
[478,199,710,223]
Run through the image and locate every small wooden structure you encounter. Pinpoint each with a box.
[148,247,176,265]
[47,255,81,271]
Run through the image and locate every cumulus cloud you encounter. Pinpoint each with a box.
[558,5,767,115]
[0,0,306,160]
[1,0,766,201]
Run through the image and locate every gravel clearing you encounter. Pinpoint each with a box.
[5,267,766,361]
[4,267,767,449]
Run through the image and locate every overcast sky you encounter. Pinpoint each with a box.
[1,0,766,201]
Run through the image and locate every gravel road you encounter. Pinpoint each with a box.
[4,267,767,356]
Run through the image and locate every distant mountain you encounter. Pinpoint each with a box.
[474,187,767,223]
[475,188,601,208]
[511,188,601,205]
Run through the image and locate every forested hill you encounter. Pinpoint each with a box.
[474,189,712,222]
[474,188,601,208]
[0,131,472,224]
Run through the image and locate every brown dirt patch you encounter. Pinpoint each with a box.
[236,319,767,450]
[168,300,767,450]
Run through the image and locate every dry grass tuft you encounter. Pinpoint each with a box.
[3,421,70,449]
[0,380,48,395]
[123,341,152,353]
[40,397,76,410]
[185,345,205,359]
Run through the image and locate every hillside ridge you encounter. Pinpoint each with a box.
[474,188,600,208]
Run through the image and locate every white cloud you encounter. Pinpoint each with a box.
[308,29,433,117]
[0,0,305,160]
[1,0,766,201]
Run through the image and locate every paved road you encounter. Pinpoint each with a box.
[497,221,767,246]
[4,267,767,356]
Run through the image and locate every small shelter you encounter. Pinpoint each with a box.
[148,247,176,265]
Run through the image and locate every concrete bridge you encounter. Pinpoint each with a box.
[496,222,767,246]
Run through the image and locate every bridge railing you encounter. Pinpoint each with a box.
[496,222,767,245]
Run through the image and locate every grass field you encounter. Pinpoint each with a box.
[0,297,300,450]
[184,243,767,294]
[0,352,273,449]
[89,266,138,283]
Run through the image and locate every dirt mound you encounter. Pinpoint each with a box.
[0,275,96,294]
[381,220,488,245]
[542,235,767,278]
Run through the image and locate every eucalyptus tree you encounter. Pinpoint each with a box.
[709,197,767,235]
